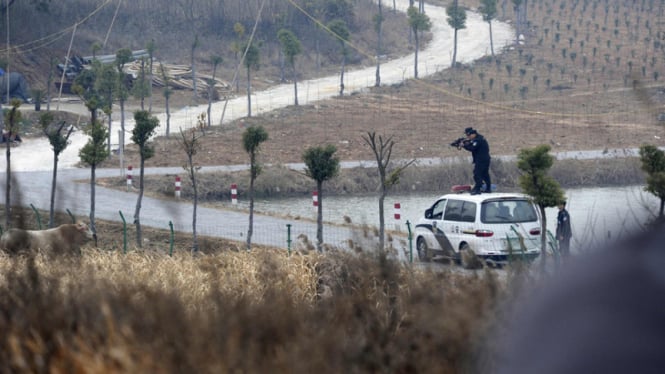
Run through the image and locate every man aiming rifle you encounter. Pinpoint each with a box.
[452,127,492,195]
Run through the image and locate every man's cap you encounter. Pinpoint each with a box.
[465,127,477,135]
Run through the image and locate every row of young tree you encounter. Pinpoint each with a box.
[3,92,664,256]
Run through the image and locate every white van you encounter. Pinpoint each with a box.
[414,192,543,268]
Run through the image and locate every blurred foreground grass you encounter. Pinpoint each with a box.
[0,248,523,373]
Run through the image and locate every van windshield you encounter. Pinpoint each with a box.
[481,199,538,224]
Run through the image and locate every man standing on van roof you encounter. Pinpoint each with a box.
[459,127,492,195]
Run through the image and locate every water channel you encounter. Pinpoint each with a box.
[230,185,659,253]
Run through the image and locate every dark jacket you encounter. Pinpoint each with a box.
[462,134,491,164]
[557,209,572,240]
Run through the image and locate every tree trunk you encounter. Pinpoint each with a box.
[247,172,255,250]
[489,21,495,56]
[120,99,126,171]
[414,29,419,78]
[339,54,346,96]
[5,140,11,229]
[134,156,145,247]
[379,189,386,252]
[452,29,459,67]
[279,50,285,83]
[207,86,212,128]
[165,95,171,138]
[293,62,299,106]
[148,58,153,113]
[49,154,58,228]
[90,165,98,246]
[106,113,112,155]
[247,67,252,117]
[190,155,199,253]
[375,0,382,87]
[316,181,323,252]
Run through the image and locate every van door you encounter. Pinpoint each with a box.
[425,198,455,255]
[443,199,477,253]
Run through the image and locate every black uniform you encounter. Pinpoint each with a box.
[462,133,491,194]
[556,208,572,256]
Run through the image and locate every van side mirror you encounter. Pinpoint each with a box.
[424,208,433,219]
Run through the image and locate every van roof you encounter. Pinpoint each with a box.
[438,192,533,203]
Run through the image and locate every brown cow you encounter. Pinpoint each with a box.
[0,222,93,255]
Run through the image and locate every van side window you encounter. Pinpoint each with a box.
[430,199,446,220]
[460,202,477,222]
[444,200,464,221]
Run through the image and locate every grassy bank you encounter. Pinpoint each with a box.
[103,156,645,201]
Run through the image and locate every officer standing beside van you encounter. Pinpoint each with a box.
[556,200,572,257]
[458,127,492,195]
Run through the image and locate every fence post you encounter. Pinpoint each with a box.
[169,221,174,257]
[126,165,133,191]
[406,220,413,263]
[231,183,238,205]
[30,204,42,230]
[175,176,181,198]
[66,209,75,223]
[286,223,292,255]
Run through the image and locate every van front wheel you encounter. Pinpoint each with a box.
[417,238,431,262]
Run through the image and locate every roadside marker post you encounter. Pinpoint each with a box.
[126,165,133,191]
[394,202,402,231]
[231,183,238,205]
[312,191,318,213]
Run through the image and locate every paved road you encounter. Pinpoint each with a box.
[0,0,514,256]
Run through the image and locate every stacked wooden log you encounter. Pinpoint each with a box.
[124,60,232,99]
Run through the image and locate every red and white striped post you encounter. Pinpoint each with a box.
[231,183,238,205]
[126,165,133,191]
[394,202,402,231]
[312,191,319,212]
[175,176,181,198]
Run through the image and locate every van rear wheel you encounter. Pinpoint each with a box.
[460,244,482,269]
[417,238,431,262]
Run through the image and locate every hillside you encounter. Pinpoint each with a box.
[114,0,665,169]
[1,0,411,95]
[4,0,665,169]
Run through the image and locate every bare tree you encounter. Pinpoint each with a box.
[362,132,415,252]
[176,118,204,253]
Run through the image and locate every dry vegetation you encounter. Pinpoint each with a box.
[0,248,522,372]
[3,0,665,371]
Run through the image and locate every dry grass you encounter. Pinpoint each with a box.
[0,249,516,373]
